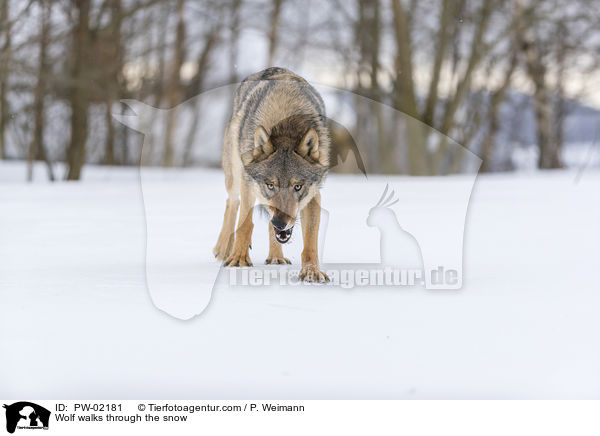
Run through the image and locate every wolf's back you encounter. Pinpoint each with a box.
[231,67,330,158]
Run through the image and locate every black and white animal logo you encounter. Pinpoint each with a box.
[3,402,50,434]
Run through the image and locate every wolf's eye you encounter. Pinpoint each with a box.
[294,184,303,192]
[266,182,275,190]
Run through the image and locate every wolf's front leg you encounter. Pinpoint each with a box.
[225,184,255,267]
[300,192,329,283]
[213,197,240,260]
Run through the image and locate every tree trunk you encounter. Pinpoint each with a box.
[66,0,91,180]
[480,52,517,173]
[532,84,556,169]
[422,0,454,128]
[229,0,242,83]
[551,22,569,169]
[0,0,10,159]
[391,0,427,175]
[28,0,54,181]
[142,2,169,166]
[103,101,116,165]
[432,0,494,174]
[514,0,559,170]
[103,0,123,166]
[163,0,186,167]
[356,0,391,173]
[267,0,283,66]
[183,28,218,166]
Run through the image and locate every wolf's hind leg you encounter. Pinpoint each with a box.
[225,183,255,267]
[265,225,291,264]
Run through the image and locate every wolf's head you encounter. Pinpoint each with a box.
[242,115,329,243]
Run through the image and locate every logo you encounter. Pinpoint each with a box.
[3,402,50,434]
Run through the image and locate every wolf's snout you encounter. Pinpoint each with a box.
[271,217,293,243]
[271,216,288,231]
[274,227,293,243]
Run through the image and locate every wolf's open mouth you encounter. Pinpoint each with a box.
[274,226,293,243]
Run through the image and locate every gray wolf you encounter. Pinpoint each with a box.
[213,67,330,282]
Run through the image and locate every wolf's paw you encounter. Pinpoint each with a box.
[265,256,291,265]
[224,251,253,267]
[213,245,230,261]
[213,238,233,261]
[300,264,329,283]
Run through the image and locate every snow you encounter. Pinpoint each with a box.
[1,161,599,399]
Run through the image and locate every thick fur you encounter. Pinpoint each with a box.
[214,67,330,282]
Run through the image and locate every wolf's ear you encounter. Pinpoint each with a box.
[243,126,274,165]
[255,126,274,155]
[249,126,275,163]
[296,128,319,161]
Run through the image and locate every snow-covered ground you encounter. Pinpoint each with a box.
[1,161,599,399]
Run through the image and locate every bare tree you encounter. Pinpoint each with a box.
[163,0,186,167]
[66,0,91,180]
[422,0,456,129]
[431,0,495,173]
[2,0,599,178]
[228,0,242,83]
[514,0,560,169]
[182,24,220,166]
[267,0,283,66]
[0,0,11,159]
[391,0,427,175]
[480,50,517,172]
[355,0,392,172]
[27,0,54,181]
[140,2,170,166]
[102,0,124,166]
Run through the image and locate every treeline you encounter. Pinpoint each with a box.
[0,0,598,179]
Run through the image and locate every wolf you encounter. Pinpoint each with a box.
[213,67,330,282]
